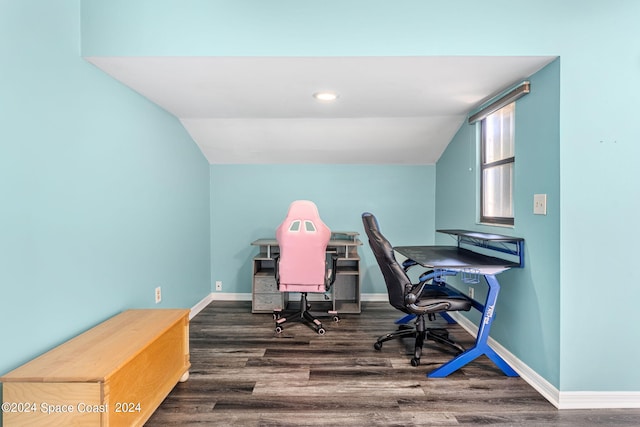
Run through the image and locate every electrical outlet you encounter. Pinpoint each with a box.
[468,286,474,299]
[215,281,222,291]
[155,286,162,304]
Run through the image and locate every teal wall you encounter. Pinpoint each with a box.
[0,0,211,378]
[211,165,435,295]
[436,60,561,386]
[1,0,638,397]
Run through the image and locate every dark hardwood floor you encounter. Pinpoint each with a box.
[147,301,640,426]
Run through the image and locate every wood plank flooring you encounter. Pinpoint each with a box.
[146,301,640,426]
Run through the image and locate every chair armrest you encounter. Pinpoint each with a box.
[407,300,452,314]
[418,269,458,284]
[273,255,280,289]
[402,259,420,272]
[327,253,338,287]
[405,269,456,305]
[405,281,427,305]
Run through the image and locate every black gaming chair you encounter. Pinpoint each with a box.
[362,212,472,366]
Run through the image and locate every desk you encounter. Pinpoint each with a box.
[394,230,524,378]
[250,232,362,314]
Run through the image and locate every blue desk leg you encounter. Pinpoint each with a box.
[395,314,416,325]
[427,274,518,378]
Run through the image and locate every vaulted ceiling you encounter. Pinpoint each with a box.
[86,56,556,164]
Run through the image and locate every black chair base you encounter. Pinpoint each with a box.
[373,315,464,366]
[273,293,340,335]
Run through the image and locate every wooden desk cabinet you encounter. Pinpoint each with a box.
[1,309,190,427]
[251,232,362,314]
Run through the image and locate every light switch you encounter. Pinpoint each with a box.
[534,194,547,215]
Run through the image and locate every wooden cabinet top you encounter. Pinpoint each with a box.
[0,309,189,383]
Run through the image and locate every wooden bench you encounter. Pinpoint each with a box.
[1,309,190,426]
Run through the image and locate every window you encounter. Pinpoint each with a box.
[480,102,515,225]
[470,81,529,226]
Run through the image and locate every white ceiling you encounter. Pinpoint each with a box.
[85,56,556,164]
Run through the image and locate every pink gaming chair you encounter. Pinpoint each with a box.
[273,200,338,335]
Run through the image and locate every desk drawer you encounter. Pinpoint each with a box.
[253,293,283,311]
[254,276,278,293]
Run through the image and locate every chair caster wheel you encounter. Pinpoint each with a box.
[374,342,383,351]
[317,327,326,335]
[411,357,420,367]
[275,326,284,334]
[332,315,340,323]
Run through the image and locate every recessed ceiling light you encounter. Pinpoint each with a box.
[313,91,339,102]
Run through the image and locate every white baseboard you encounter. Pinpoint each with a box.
[558,391,640,409]
[449,312,640,409]
[193,292,387,311]
[190,292,252,318]
[190,293,215,319]
[210,292,252,301]
[361,293,390,302]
